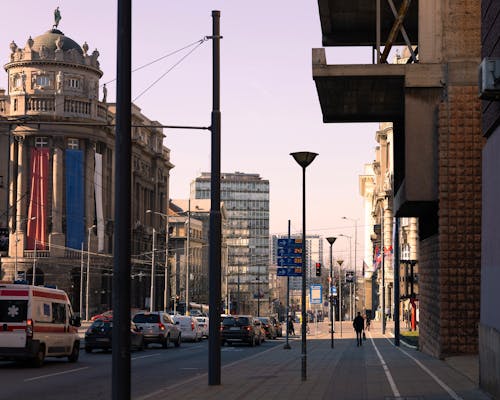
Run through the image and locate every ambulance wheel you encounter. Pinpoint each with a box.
[31,345,45,368]
[68,342,80,362]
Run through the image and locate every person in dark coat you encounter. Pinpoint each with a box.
[353,312,365,346]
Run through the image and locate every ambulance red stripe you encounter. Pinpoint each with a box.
[32,290,67,301]
[0,289,29,296]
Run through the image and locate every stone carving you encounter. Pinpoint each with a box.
[39,45,50,59]
[9,41,17,53]
[91,49,100,68]
[56,71,63,93]
[102,84,107,103]
[26,36,34,49]
[21,71,26,91]
[55,35,64,51]
[82,41,89,56]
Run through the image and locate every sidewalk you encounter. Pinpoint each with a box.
[136,320,490,400]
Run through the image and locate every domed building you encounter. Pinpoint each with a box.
[0,18,173,317]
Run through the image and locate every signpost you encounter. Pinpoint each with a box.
[310,284,322,304]
[277,238,303,277]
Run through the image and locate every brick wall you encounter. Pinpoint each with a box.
[437,86,483,356]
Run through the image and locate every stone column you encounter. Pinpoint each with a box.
[12,139,28,258]
[49,147,65,256]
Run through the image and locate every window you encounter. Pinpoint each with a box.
[68,78,80,89]
[67,138,79,149]
[51,303,67,324]
[36,75,51,87]
[35,137,49,147]
[0,300,28,322]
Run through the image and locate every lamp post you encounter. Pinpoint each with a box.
[150,227,156,312]
[339,233,353,319]
[336,259,344,337]
[326,236,337,349]
[86,224,96,321]
[15,216,35,281]
[146,209,169,312]
[290,151,318,382]
[342,216,358,312]
[185,199,191,315]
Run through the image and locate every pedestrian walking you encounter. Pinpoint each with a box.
[365,315,371,332]
[288,316,295,336]
[353,312,364,346]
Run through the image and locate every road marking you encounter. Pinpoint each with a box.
[131,353,160,361]
[180,367,199,370]
[24,366,89,382]
[383,337,463,400]
[368,332,401,397]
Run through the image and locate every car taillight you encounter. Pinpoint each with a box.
[245,325,251,332]
[158,322,165,331]
[26,319,33,337]
[191,321,195,331]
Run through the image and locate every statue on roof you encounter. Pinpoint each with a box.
[53,7,61,29]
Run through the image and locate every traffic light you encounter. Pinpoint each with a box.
[315,262,322,276]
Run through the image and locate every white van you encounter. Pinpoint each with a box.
[0,283,81,366]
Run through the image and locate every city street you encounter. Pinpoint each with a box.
[0,321,491,400]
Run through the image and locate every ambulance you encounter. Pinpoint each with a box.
[0,283,81,367]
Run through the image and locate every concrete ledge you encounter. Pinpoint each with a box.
[479,323,500,399]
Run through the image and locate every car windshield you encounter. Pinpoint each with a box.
[258,317,270,324]
[0,300,28,322]
[133,314,160,323]
[235,317,250,326]
[222,317,235,326]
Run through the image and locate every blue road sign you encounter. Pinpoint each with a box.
[330,286,337,296]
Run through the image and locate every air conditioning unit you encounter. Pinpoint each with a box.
[479,57,500,100]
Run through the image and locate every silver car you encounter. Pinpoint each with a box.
[132,311,181,348]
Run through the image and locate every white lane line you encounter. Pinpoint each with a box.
[131,353,160,361]
[383,337,463,400]
[368,332,401,398]
[24,366,89,382]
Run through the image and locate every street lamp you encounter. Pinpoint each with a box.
[342,216,358,312]
[339,233,353,319]
[86,224,96,321]
[146,209,169,312]
[326,236,336,349]
[185,199,191,315]
[290,151,318,382]
[336,258,344,337]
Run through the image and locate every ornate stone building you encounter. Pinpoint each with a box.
[0,22,173,316]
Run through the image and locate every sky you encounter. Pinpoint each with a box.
[1,1,381,263]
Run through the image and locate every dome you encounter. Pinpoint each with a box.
[31,29,83,55]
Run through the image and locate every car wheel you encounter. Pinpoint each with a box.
[85,346,92,354]
[162,335,170,349]
[31,345,45,368]
[68,342,80,362]
[174,334,181,347]
[250,336,255,347]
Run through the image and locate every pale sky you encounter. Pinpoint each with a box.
[1,1,381,264]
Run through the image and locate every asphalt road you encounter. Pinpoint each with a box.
[0,337,286,400]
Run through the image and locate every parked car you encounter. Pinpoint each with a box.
[195,316,209,338]
[85,319,144,353]
[132,311,181,348]
[256,317,277,339]
[220,315,262,346]
[90,310,113,322]
[270,316,282,337]
[173,315,202,342]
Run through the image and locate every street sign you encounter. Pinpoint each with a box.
[310,284,322,304]
[330,286,337,296]
[277,238,303,276]
[346,270,354,283]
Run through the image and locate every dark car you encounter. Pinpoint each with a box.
[85,319,144,353]
[257,317,277,339]
[220,315,262,346]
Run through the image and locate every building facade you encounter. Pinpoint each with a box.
[192,172,269,315]
[0,21,172,317]
[480,1,500,398]
[314,1,482,359]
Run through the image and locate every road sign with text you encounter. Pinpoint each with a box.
[277,238,303,276]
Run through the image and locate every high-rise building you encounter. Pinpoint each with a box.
[192,172,269,315]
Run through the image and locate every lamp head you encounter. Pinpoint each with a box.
[326,236,337,245]
[290,152,318,168]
